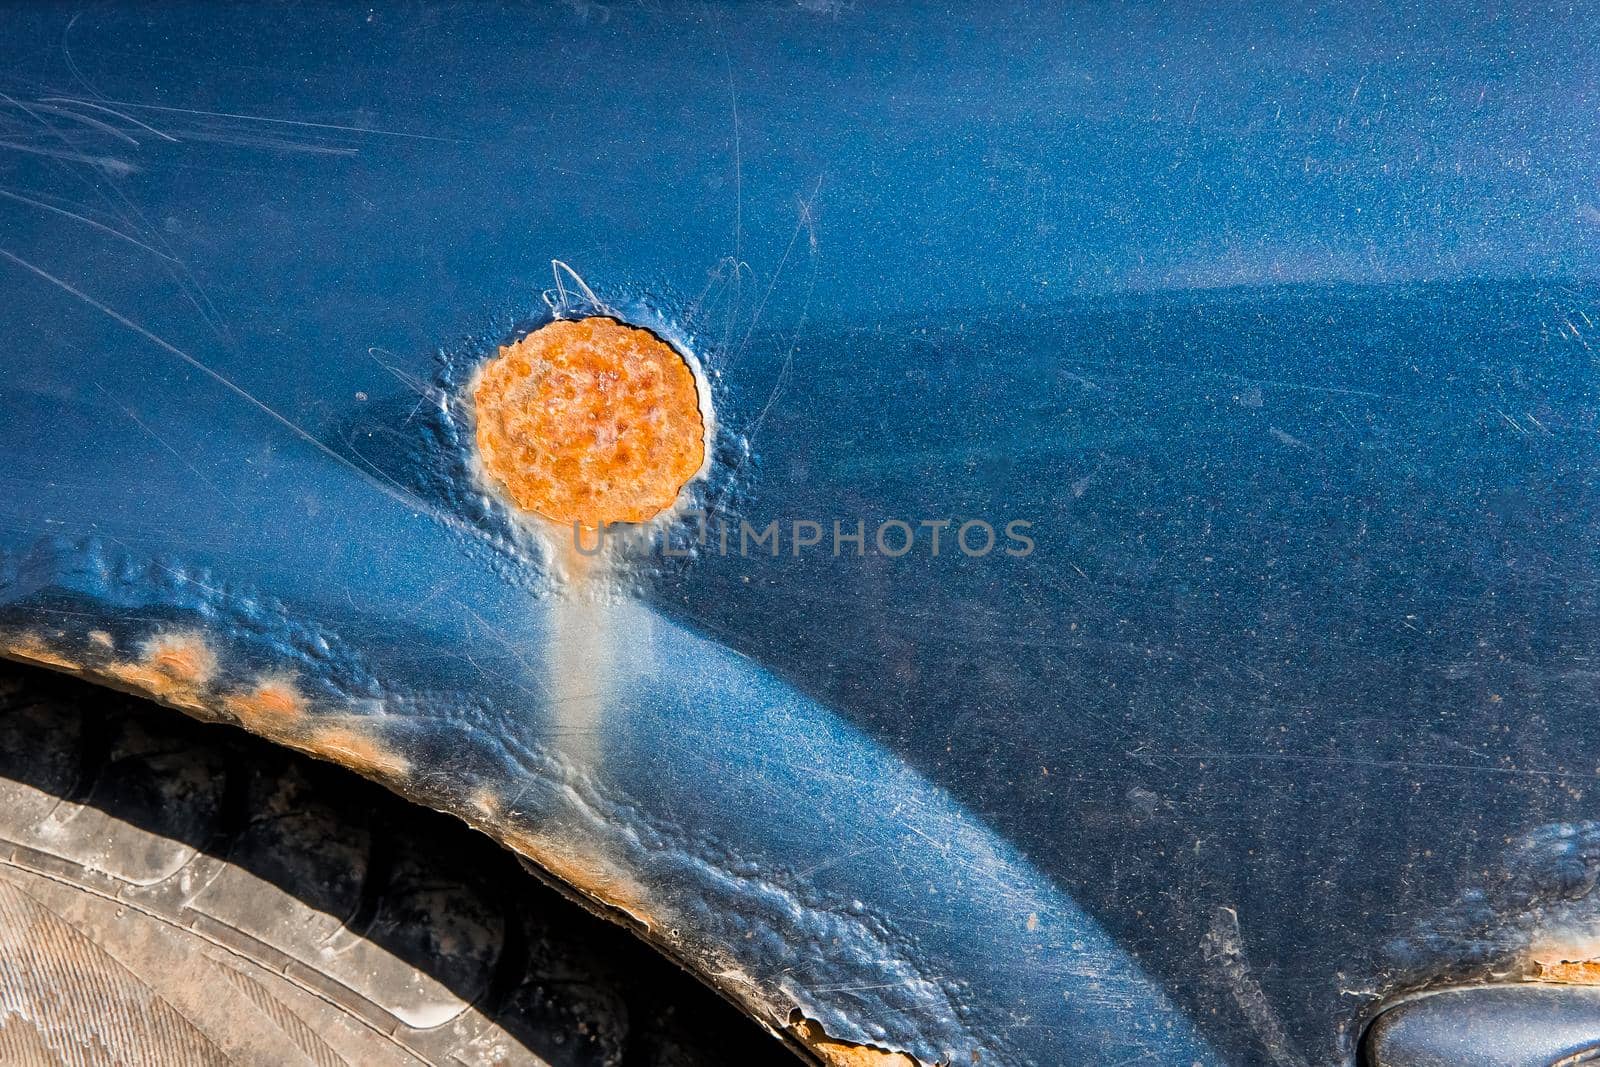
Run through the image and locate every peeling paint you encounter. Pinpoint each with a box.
[789,1013,927,1067]
[1383,819,1600,1034]
[0,617,994,1065]
[1526,932,1600,985]
[468,788,939,1065]
[1528,955,1600,984]
[3,17,1595,1058]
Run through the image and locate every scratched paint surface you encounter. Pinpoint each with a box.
[2,3,1599,1064]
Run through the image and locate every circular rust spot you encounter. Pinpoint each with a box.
[472,317,706,528]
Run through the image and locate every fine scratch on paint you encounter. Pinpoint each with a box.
[0,246,486,541]
[40,95,462,143]
[1204,906,1310,1067]
[0,186,180,261]
[36,97,180,143]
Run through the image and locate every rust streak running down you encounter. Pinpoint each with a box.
[472,317,706,529]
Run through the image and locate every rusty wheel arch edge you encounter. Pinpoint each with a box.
[0,501,1208,1067]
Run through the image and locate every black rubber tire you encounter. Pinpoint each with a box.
[0,660,788,1067]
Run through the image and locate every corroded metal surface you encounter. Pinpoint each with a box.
[472,316,710,528]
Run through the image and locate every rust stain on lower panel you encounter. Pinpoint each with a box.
[4,631,410,784]
[295,723,410,781]
[221,674,308,733]
[103,632,216,711]
[5,633,83,673]
[471,789,658,932]
[3,629,943,1066]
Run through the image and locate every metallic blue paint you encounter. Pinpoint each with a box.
[2,3,1598,1063]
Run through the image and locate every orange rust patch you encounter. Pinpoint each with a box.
[4,634,82,672]
[222,675,306,733]
[472,316,706,528]
[103,632,216,711]
[298,725,409,780]
[499,827,658,931]
[789,1015,926,1067]
[223,678,407,781]
[144,633,215,683]
[1530,958,1600,983]
[1528,940,1600,984]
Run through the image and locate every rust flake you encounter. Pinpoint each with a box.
[1530,958,1600,983]
[1528,940,1600,984]
[789,1015,928,1067]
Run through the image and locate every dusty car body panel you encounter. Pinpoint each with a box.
[2,3,1599,1063]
